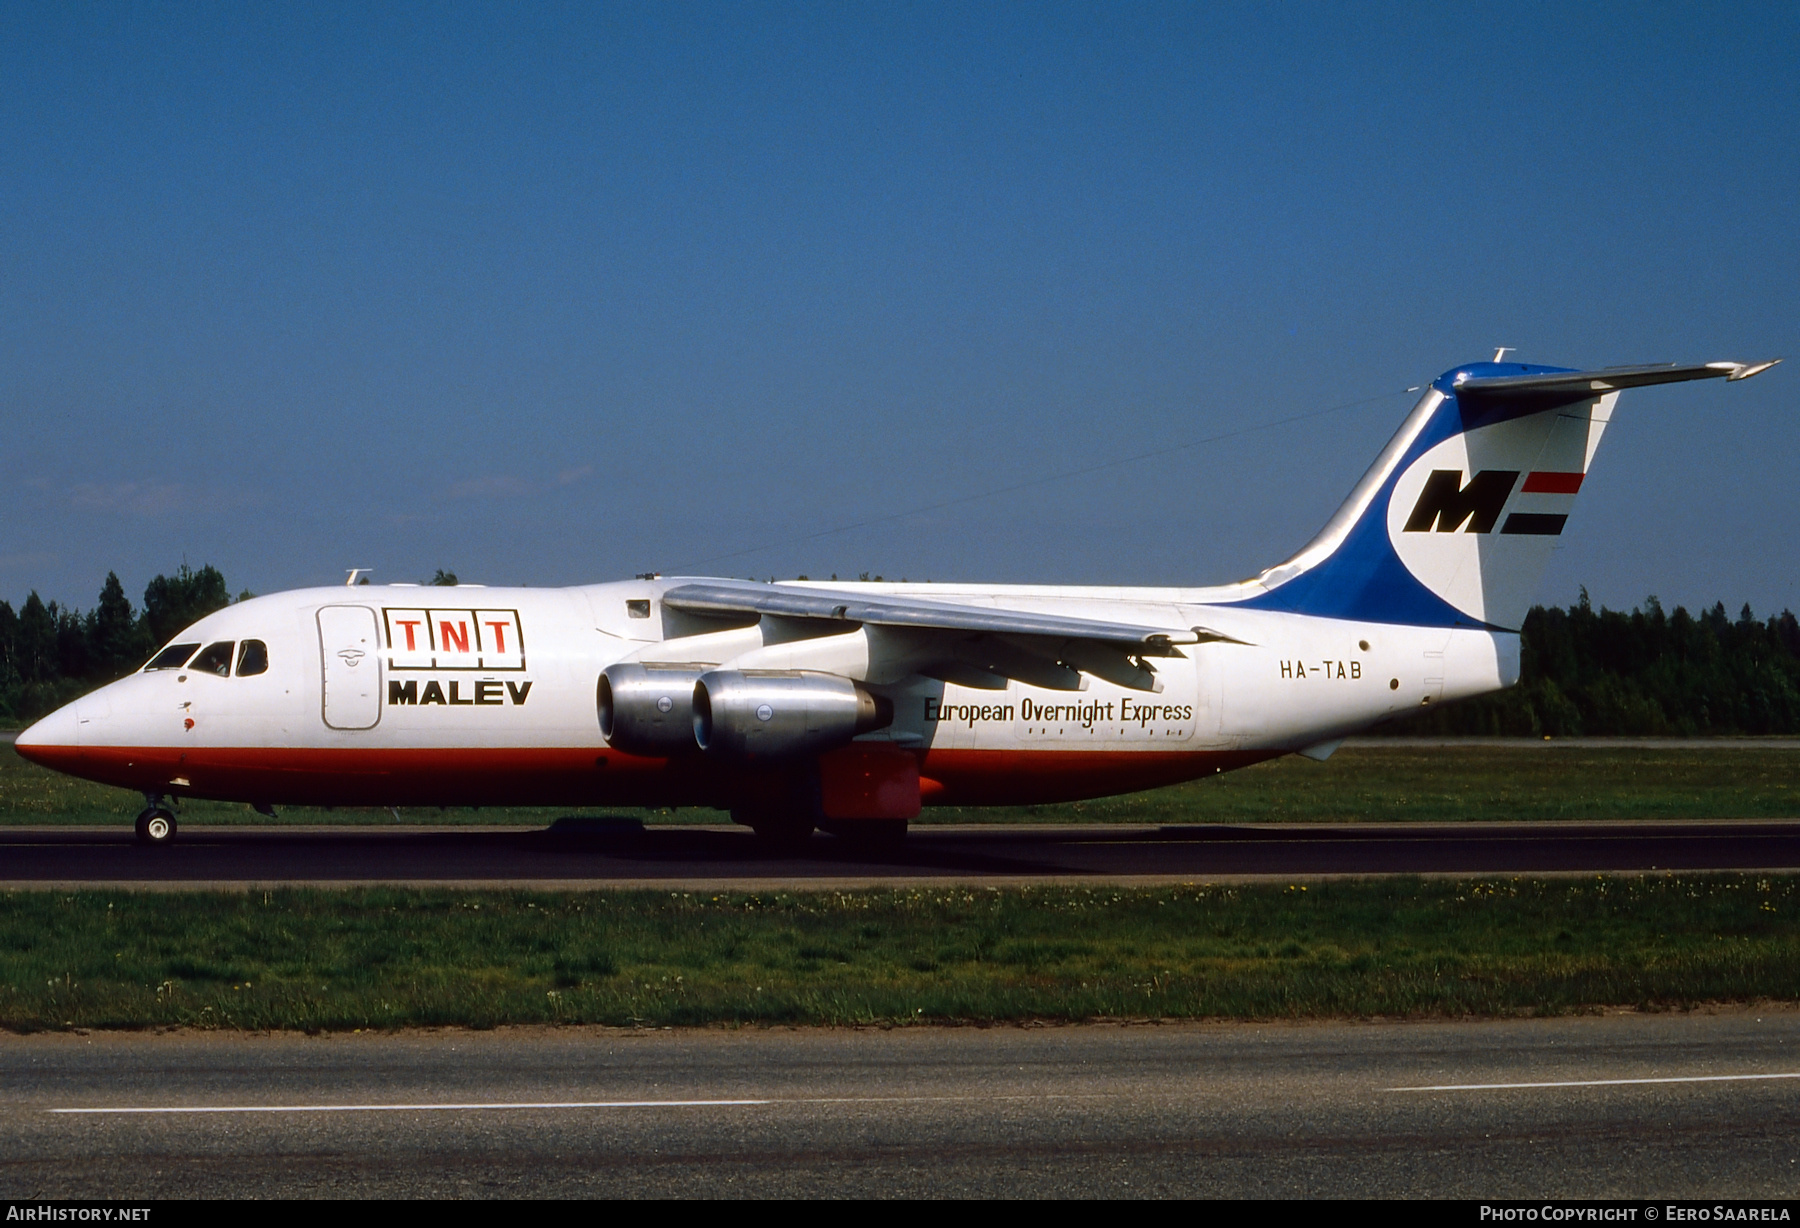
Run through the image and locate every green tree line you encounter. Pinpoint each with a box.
[0,565,238,723]
[0,565,471,724]
[4,570,1799,735]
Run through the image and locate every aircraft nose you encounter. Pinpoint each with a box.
[14,701,79,768]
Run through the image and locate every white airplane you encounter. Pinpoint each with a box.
[15,356,1781,846]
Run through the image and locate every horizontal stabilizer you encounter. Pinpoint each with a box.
[1456,359,1780,399]
[661,580,1201,654]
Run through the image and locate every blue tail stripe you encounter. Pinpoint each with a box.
[1235,361,1576,628]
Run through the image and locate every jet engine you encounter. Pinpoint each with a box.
[597,663,710,756]
[693,669,893,761]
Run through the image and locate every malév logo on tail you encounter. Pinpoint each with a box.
[1402,469,1583,537]
[1384,401,1612,627]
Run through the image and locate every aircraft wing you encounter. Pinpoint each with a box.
[1456,360,1780,398]
[662,580,1199,652]
[660,579,1234,692]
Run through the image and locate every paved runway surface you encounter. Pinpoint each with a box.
[3,1012,1797,1197]
[3,819,1800,888]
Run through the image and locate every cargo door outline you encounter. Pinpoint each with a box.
[318,605,382,730]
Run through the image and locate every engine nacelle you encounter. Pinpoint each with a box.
[597,663,709,756]
[694,670,893,761]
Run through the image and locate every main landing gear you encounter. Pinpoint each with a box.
[819,820,909,852]
[729,772,913,854]
[731,808,911,854]
[733,807,816,853]
[135,794,177,845]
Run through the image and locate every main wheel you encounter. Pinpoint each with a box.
[820,820,909,852]
[134,808,177,845]
[734,808,815,853]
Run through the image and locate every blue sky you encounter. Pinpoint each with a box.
[2,2,1795,616]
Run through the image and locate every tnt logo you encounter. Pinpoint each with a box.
[383,608,525,671]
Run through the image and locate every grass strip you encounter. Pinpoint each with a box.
[6,874,1800,1032]
[5,743,1799,827]
[928,744,1800,825]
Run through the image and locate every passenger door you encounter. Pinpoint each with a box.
[318,605,382,730]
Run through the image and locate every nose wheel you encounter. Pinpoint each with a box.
[135,807,177,845]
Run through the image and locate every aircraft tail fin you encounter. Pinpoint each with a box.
[1237,359,1780,631]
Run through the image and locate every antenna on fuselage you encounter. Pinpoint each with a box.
[1493,347,1515,363]
[345,568,373,586]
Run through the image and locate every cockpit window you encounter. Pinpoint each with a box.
[188,642,235,677]
[144,642,201,671]
[236,639,269,677]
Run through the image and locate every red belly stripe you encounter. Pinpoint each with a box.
[19,742,1273,811]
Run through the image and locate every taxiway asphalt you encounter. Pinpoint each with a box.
[2,819,1799,889]
[3,1011,1797,1197]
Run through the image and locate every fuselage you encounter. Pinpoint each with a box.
[14,577,1514,811]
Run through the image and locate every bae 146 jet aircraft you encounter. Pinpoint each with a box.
[15,356,1781,845]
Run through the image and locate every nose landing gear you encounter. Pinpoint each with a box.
[135,794,177,845]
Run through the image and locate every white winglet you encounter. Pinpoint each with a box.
[1724,359,1782,381]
